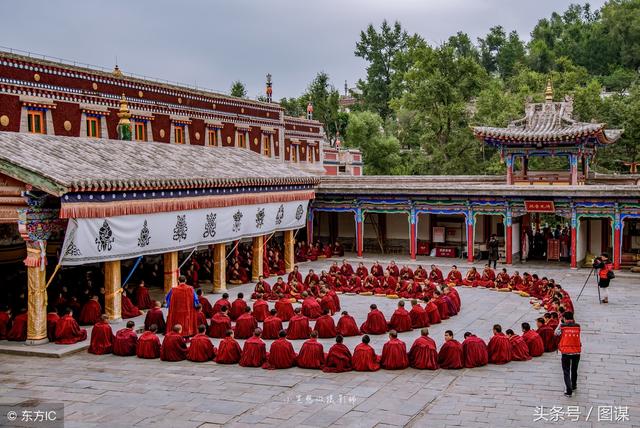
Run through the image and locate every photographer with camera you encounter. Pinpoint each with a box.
[593,253,614,304]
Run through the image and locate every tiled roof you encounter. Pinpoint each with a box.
[0,132,319,195]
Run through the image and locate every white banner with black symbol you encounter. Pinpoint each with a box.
[59,200,308,265]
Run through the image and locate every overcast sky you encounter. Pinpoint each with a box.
[0,0,607,99]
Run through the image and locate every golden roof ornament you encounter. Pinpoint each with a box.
[545,78,553,102]
[117,94,131,126]
[112,64,123,78]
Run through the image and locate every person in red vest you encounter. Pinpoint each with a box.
[555,311,581,396]
[165,275,199,337]
[594,253,614,304]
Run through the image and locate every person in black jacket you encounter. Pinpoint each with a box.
[487,235,499,269]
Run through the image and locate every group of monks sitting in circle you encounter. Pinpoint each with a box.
[295,241,345,263]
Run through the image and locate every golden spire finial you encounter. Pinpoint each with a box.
[117,93,131,126]
[112,64,123,78]
[545,78,553,102]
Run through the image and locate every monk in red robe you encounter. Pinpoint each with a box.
[340,259,354,278]
[208,306,232,338]
[196,289,213,318]
[429,265,444,285]
[323,335,353,373]
[144,301,166,333]
[228,262,249,284]
[536,317,557,352]
[137,324,161,359]
[388,301,413,333]
[229,292,248,321]
[461,267,480,286]
[275,294,294,321]
[424,298,441,325]
[195,305,207,329]
[438,330,463,369]
[336,311,360,336]
[371,261,384,278]
[319,291,337,315]
[462,332,488,368]
[313,309,337,338]
[510,271,525,291]
[251,276,272,300]
[296,331,325,369]
[333,241,345,257]
[47,307,60,342]
[360,304,388,335]
[262,309,283,340]
[288,266,303,286]
[212,293,231,314]
[400,265,414,282]
[301,292,322,319]
[215,329,242,364]
[476,265,496,288]
[506,329,531,361]
[446,265,463,285]
[88,314,114,355]
[521,322,544,357]
[356,262,368,279]
[239,328,267,367]
[0,306,10,340]
[252,294,269,322]
[488,324,512,364]
[187,325,217,362]
[380,330,409,370]
[409,299,429,329]
[304,270,320,288]
[79,295,102,325]
[408,328,439,369]
[135,280,153,310]
[165,276,199,337]
[263,330,297,369]
[352,335,380,371]
[113,321,138,356]
[121,291,143,319]
[6,310,27,341]
[234,307,258,339]
[271,277,290,299]
[287,308,311,340]
[378,271,397,295]
[161,324,187,361]
[55,308,87,344]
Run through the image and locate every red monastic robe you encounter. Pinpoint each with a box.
[88,321,114,355]
[212,298,231,314]
[352,343,380,372]
[319,295,337,315]
[121,295,142,319]
[296,338,325,369]
[409,336,439,370]
[522,330,545,357]
[239,336,267,367]
[409,304,430,329]
[388,308,413,333]
[322,343,353,373]
[6,312,27,341]
[425,301,441,324]
[302,297,323,319]
[215,337,242,364]
[199,295,214,318]
[262,315,283,340]
[336,314,361,336]
[0,311,9,339]
[263,338,296,369]
[286,314,311,340]
[380,338,409,370]
[79,300,102,325]
[446,270,462,285]
[275,298,294,322]
[462,335,488,368]
[252,300,270,322]
[144,308,166,333]
[537,324,557,352]
[160,331,187,361]
[509,334,532,361]
[229,298,248,321]
[360,309,388,335]
[136,331,161,359]
[313,314,337,338]
[47,312,60,342]
[438,340,464,369]
[488,333,512,364]
[208,312,232,338]
[54,314,87,344]
[113,328,138,356]
[233,313,257,339]
[135,286,153,310]
[165,283,198,336]
[186,333,217,362]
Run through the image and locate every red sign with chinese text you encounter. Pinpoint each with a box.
[524,201,556,213]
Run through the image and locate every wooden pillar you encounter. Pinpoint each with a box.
[284,229,295,273]
[356,208,363,257]
[506,154,514,185]
[163,251,178,294]
[252,235,263,281]
[614,209,621,270]
[409,209,417,260]
[505,207,513,265]
[570,209,578,269]
[466,211,474,263]
[104,260,122,321]
[213,243,227,292]
[570,154,578,185]
[25,244,47,344]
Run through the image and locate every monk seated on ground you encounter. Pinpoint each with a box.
[88,314,114,355]
[360,304,388,335]
[380,330,409,370]
[239,328,267,368]
[252,294,270,322]
[55,308,87,344]
[212,293,231,314]
[296,331,325,370]
[438,330,463,369]
[409,328,439,370]
[251,276,272,300]
[79,295,102,326]
[187,324,217,362]
[301,291,322,319]
[313,309,337,338]
[233,307,258,340]
[462,332,488,368]
[286,308,311,340]
[215,329,242,364]
[161,324,187,362]
[0,305,11,340]
[352,335,380,372]
[521,322,545,357]
[424,297,441,325]
[488,324,512,365]
[336,311,360,336]
[262,309,283,340]
[461,267,480,287]
[263,329,297,370]
[275,293,295,321]
[506,329,531,361]
[121,290,143,319]
[137,324,161,359]
[409,299,430,329]
[208,305,232,338]
[135,280,153,310]
[113,321,138,356]
[388,301,413,333]
[322,335,353,373]
[229,292,248,321]
[144,301,166,333]
[6,309,27,341]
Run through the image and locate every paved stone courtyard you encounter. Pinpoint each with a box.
[0,255,638,428]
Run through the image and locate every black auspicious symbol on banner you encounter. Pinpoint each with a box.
[95,220,115,252]
[173,215,188,242]
[64,241,82,256]
[275,204,284,225]
[295,204,304,221]
[232,210,243,232]
[203,213,217,239]
[138,220,151,248]
[255,208,265,229]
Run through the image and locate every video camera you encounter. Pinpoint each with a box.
[592,253,609,270]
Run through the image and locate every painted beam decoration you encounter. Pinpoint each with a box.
[524,201,555,213]
[59,200,308,265]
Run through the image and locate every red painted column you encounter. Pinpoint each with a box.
[506,225,513,265]
[409,209,417,261]
[506,155,514,185]
[614,209,621,270]
[466,211,474,262]
[306,209,314,245]
[570,209,577,269]
[570,154,578,185]
[355,208,363,258]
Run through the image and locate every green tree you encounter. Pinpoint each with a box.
[299,72,342,144]
[230,81,247,98]
[344,111,403,174]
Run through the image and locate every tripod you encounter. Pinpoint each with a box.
[576,266,601,303]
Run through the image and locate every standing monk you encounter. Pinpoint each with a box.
[165,275,199,337]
